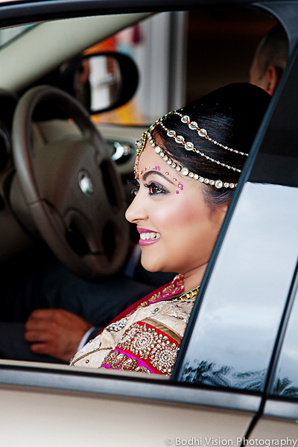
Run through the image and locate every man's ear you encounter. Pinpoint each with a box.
[264,65,280,95]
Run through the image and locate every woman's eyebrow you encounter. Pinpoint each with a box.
[142,170,174,184]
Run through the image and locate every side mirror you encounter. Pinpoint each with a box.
[61,52,139,114]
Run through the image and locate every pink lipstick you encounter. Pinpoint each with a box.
[137,228,161,246]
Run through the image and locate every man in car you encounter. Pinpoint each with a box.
[0,247,172,363]
[249,23,288,95]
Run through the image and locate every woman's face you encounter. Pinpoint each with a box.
[125,143,228,282]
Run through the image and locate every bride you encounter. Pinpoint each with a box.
[71,83,270,374]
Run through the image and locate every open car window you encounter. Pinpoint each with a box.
[0,7,286,373]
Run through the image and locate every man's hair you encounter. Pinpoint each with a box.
[255,24,289,79]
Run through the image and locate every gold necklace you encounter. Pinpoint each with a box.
[172,285,200,301]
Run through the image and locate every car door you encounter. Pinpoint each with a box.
[250,279,298,441]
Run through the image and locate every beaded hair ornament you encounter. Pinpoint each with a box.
[135,110,248,189]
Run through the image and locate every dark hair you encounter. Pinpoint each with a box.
[152,83,271,210]
[255,24,288,79]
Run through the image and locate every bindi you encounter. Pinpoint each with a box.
[176,183,183,194]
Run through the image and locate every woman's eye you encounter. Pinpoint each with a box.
[127,178,140,195]
[144,182,168,195]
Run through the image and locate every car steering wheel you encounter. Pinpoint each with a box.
[12,85,130,280]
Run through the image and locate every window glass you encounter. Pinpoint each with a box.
[270,284,298,398]
[178,182,298,392]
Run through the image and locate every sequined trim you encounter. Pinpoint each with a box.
[125,274,184,318]
[71,345,113,366]
[106,317,130,332]
[102,321,180,375]
[142,318,182,344]
[101,349,152,374]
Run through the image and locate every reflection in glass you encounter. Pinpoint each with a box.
[179,182,298,391]
[271,284,298,398]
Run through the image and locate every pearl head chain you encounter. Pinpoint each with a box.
[134,108,248,189]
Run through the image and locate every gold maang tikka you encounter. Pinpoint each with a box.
[134,110,248,189]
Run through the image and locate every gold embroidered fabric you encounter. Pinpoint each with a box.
[123,274,184,318]
[141,318,182,344]
[70,277,196,373]
[103,350,151,374]
[112,320,180,374]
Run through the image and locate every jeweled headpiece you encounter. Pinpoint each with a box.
[135,110,248,189]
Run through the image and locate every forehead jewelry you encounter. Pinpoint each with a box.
[134,110,247,189]
[138,165,184,194]
[172,111,248,157]
[135,132,236,190]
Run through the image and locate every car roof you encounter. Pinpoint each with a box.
[0,0,289,27]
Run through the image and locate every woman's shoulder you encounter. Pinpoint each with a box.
[136,297,195,337]
[99,299,196,375]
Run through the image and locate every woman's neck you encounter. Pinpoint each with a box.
[183,263,208,292]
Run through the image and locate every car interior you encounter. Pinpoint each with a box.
[0,8,280,367]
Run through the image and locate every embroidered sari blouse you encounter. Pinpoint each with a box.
[70,275,196,375]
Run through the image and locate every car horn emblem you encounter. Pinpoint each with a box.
[78,171,94,196]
